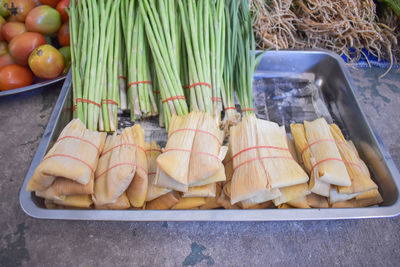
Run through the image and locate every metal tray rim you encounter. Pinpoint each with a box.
[19,49,400,221]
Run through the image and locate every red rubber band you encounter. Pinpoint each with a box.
[164,148,220,161]
[44,154,95,174]
[162,95,186,104]
[233,156,295,172]
[95,163,147,180]
[128,81,152,88]
[145,148,162,153]
[148,171,157,175]
[226,146,291,165]
[310,158,361,175]
[101,99,119,106]
[188,82,211,89]
[242,108,254,112]
[76,98,101,108]
[224,107,236,111]
[55,136,100,154]
[169,128,221,146]
[118,76,126,80]
[212,97,222,102]
[101,143,146,156]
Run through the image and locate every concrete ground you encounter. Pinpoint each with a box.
[0,66,399,266]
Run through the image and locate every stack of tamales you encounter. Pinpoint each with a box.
[93,125,147,209]
[147,111,226,209]
[227,114,310,208]
[290,117,382,208]
[26,119,107,208]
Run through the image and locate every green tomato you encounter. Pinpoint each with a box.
[25,5,61,35]
[0,0,9,18]
[58,46,70,74]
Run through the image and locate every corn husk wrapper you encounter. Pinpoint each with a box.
[329,124,377,196]
[257,120,309,189]
[36,177,94,201]
[145,191,181,210]
[199,183,223,209]
[273,183,311,206]
[145,141,171,201]
[230,115,271,204]
[331,189,383,208]
[306,193,329,208]
[238,201,275,209]
[348,141,370,177]
[217,190,240,209]
[286,196,311,208]
[156,112,200,190]
[290,123,312,172]
[53,194,93,208]
[309,172,331,197]
[95,193,130,210]
[188,112,224,186]
[278,203,293,209]
[171,197,206,210]
[304,118,351,186]
[44,199,63,209]
[183,183,217,198]
[93,127,139,206]
[223,146,233,182]
[27,119,106,191]
[126,125,148,207]
[286,135,299,163]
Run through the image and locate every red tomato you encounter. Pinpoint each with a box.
[28,44,64,79]
[0,64,33,90]
[55,0,68,22]
[0,41,7,56]
[9,31,46,65]
[39,0,60,8]
[1,21,26,42]
[25,5,61,35]
[0,16,5,42]
[8,0,37,22]
[57,21,69,46]
[0,52,14,68]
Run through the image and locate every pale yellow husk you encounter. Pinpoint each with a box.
[93,126,138,206]
[145,141,171,201]
[286,196,311,208]
[306,193,329,208]
[145,191,181,210]
[183,183,217,198]
[95,192,130,210]
[126,125,148,207]
[27,119,106,191]
[53,194,93,208]
[304,118,351,186]
[273,183,311,206]
[36,177,94,201]
[171,197,206,210]
[199,183,223,209]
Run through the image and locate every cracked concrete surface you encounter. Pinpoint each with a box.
[0,67,399,267]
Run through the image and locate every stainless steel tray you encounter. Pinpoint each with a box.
[19,50,400,221]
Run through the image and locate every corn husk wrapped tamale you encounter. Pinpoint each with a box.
[145,142,171,201]
[290,123,312,172]
[278,204,293,209]
[145,191,181,210]
[95,193,130,210]
[286,135,299,163]
[188,112,224,186]
[257,120,309,189]
[306,193,329,208]
[239,200,275,209]
[328,124,377,203]
[223,146,233,182]
[273,183,311,206]
[44,199,63,209]
[36,177,94,201]
[53,194,93,208]
[126,125,148,207]
[156,112,200,191]
[93,126,139,206]
[348,141,370,177]
[286,196,311,208]
[171,197,206,210]
[27,119,106,192]
[183,183,217,198]
[217,190,240,209]
[230,115,271,204]
[331,189,383,208]
[199,183,223,209]
[304,118,351,186]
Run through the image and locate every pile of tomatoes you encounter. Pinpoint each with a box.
[0,0,70,91]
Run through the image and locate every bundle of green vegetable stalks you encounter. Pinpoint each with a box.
[69,0,121,132]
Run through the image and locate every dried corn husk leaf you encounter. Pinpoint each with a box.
[278,203,293,209]
[171,197,206,210]
[93,127,138,206]
[145,141,171,201]
[290,123,312,172]
[127,125,148,207]
[286,135,299,163]
[223,146,234,182]
[95,193,130,210]
[309,172,331,197]
[239,200,275,209]
[145,191,181,210]
[304,118,351,186]
[287,196,311,208]
[217,190,240,209]
[36,177,94,201]
[199,183,223,209]
[331,189,383,208]
[53,194,93,208]
[27,119,106,191]
[257,120,309,189]
[306,193,329,208]
[183,183,217,198]
[273,183,310,206]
